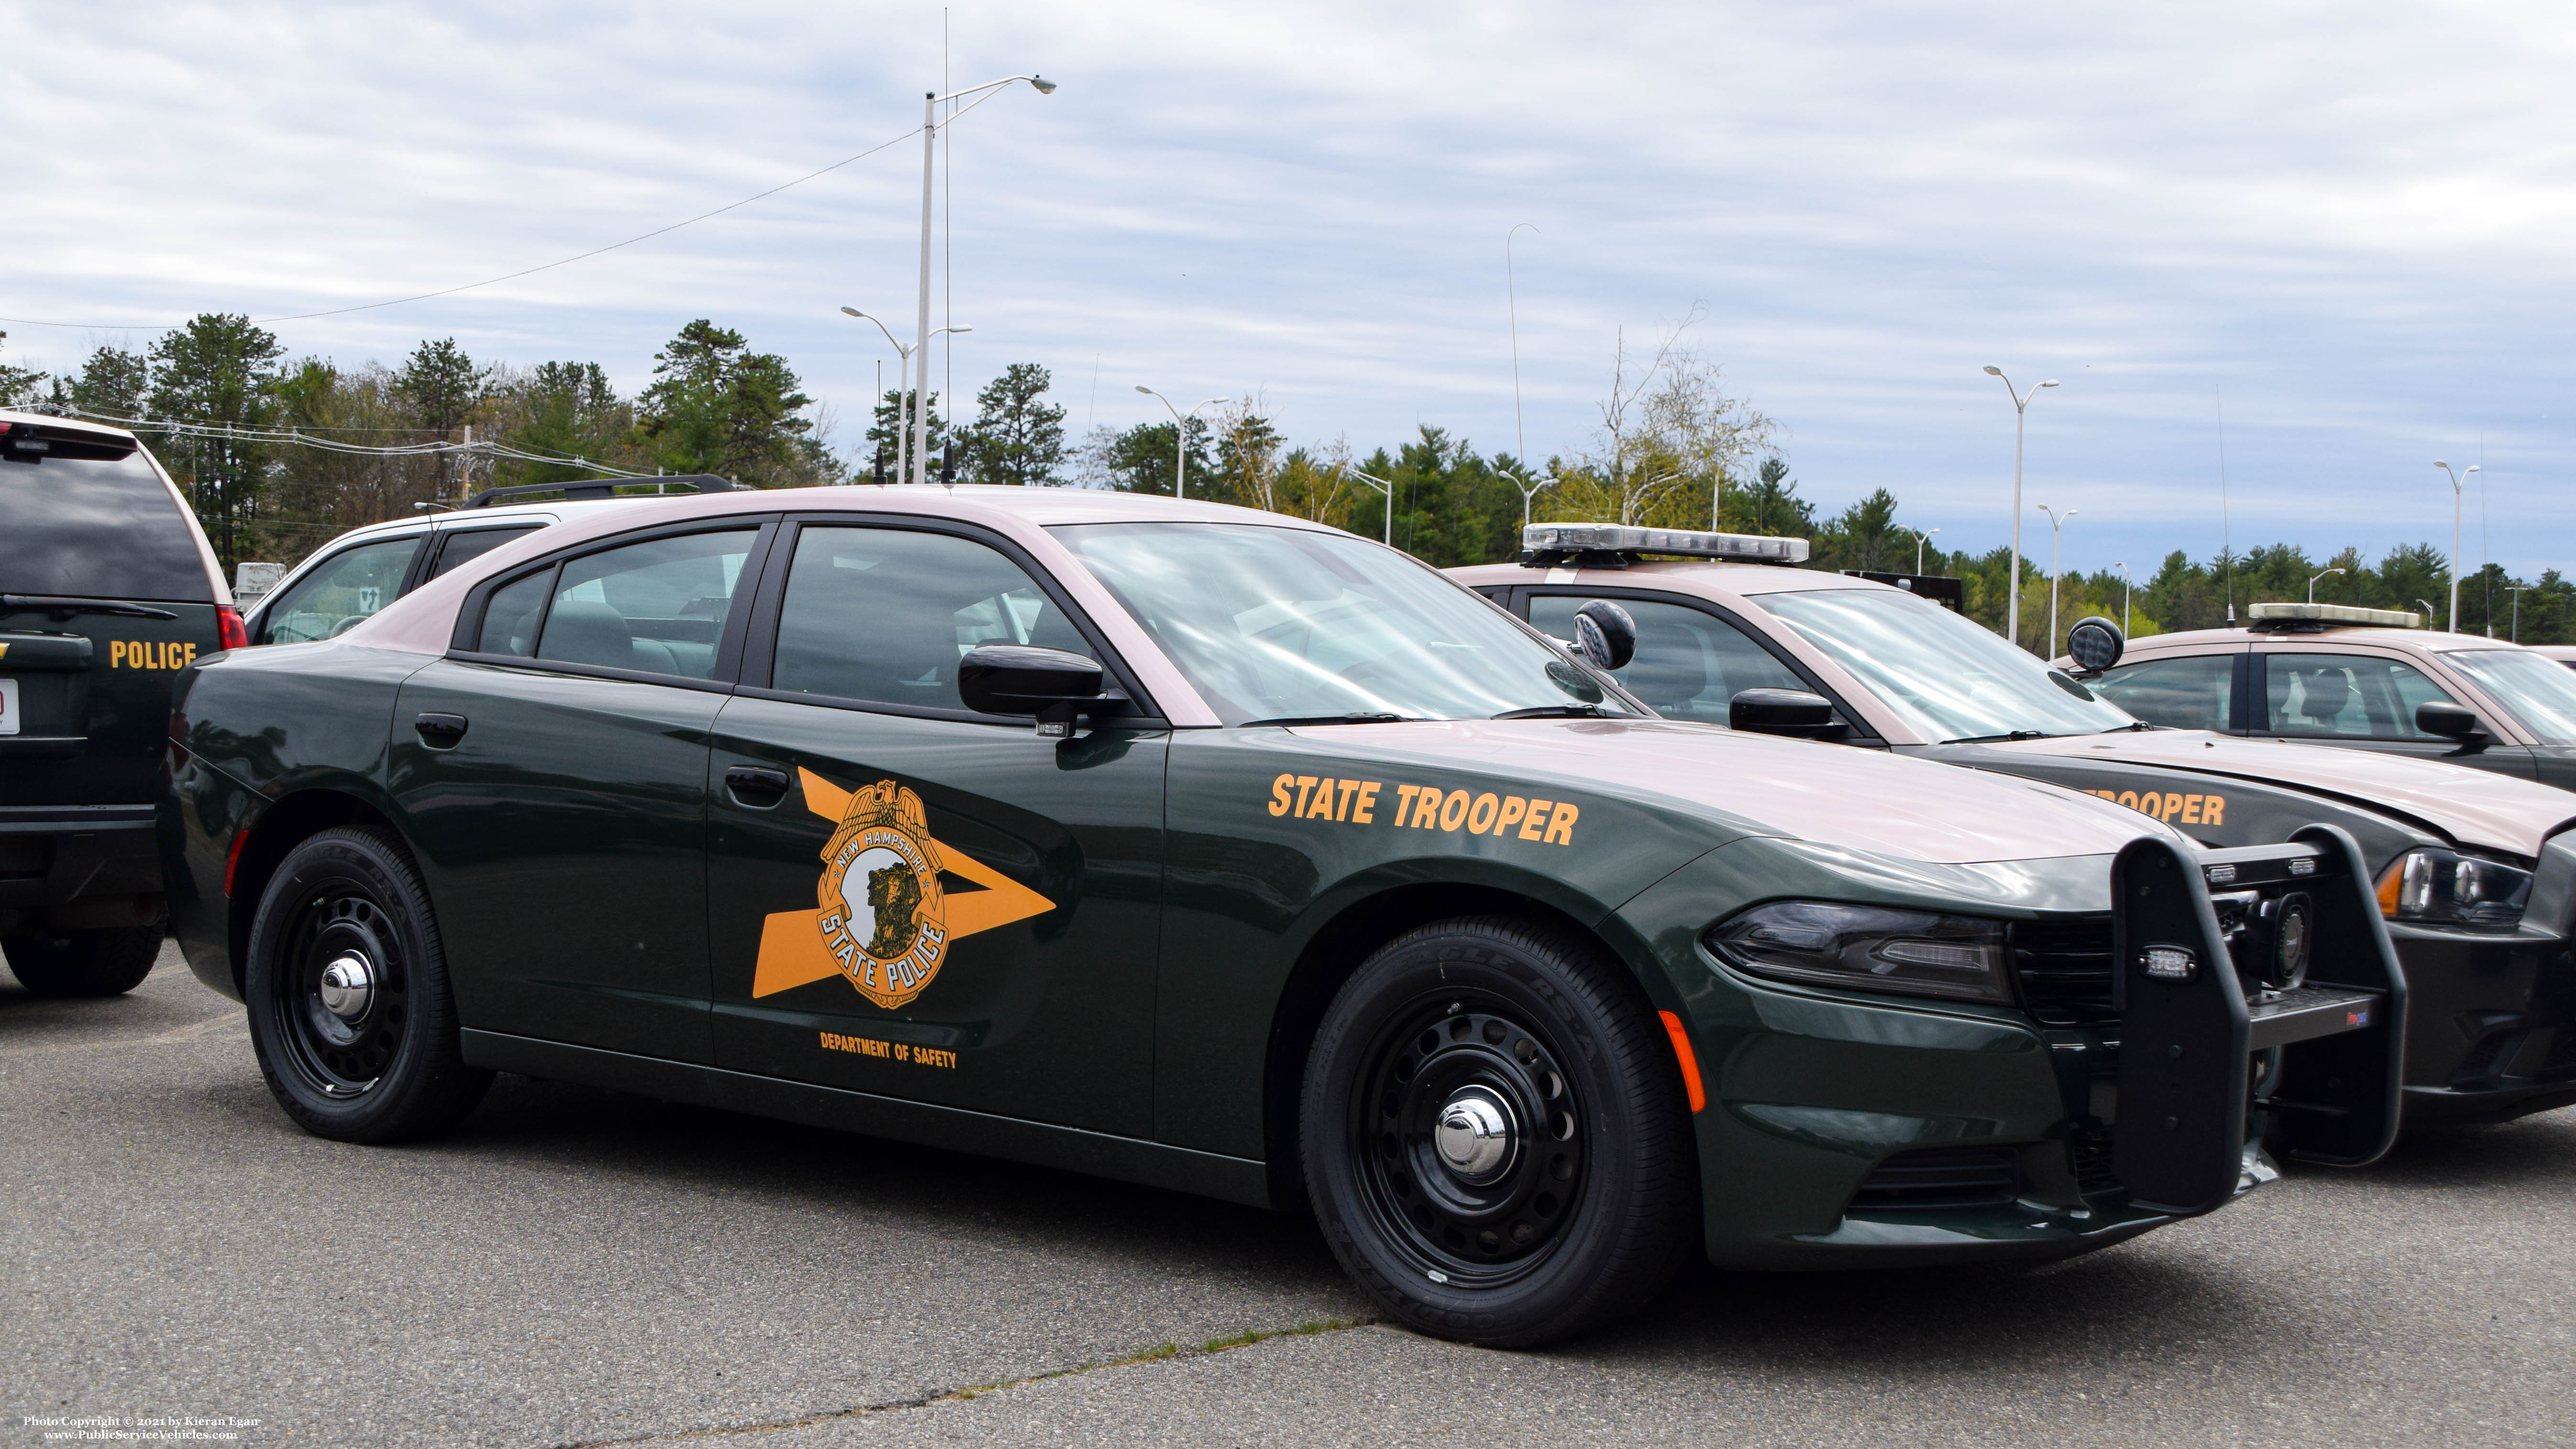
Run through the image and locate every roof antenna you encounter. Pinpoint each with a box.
[2216,384,2234,624]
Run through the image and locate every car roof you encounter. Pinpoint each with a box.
[1449,557,1891,601]
[2125,624,2514,654]
[0,407,140,439]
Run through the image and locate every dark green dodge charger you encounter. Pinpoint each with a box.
[163,487,2401,1344]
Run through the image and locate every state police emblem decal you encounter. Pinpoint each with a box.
[816,780,950,1009]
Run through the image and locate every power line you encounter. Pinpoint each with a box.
[60,406,658,478]
[1,125,925,332]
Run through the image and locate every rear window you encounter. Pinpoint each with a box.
[0,440,214,603]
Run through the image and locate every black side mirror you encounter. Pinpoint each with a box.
[1573,600,1637,671]
[2415,700,2489,743]
[958,644,1126,737]
[2065,615,2125,675]
[1731,688,1843,739]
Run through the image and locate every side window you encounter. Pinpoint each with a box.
[1530,594,1806,723]
[2094,653,2235,731]
[770,526,1087,711]
[255,536,425,644]
[429,524,543,579]
[534,530,758,680]
[2264,653,2452,740]
[478,571,550,658]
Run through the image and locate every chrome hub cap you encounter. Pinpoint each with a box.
[1434,1088,1517,1184]
[318,953,375,1021]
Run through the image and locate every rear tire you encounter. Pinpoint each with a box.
[1299,915,1696,1347]
[244,826,491,1142]
[2,925,161,997]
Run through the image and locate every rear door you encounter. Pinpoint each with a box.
[2091,651,2242,734]
[0,422,223,809]
[389,519,775,1062]
[703,517,1167,1136]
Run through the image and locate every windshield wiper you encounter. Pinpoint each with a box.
[1946,729,2057,744]
[1,593,180,621]
[2100,721,2157,733]
[1238,712,1418,727]
[1493,703,1611,720]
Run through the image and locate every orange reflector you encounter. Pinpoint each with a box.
[2376,860,2403,918]
[1658,1010,1706,1113]
[223,830,251,898]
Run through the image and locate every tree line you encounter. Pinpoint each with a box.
[7,318,2570,646]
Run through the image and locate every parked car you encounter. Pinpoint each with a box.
[164,488,2396,1345]
[1453,528,2576,1124]
[2076,603,2576,793]
[240,476,736,648]
[0,409,235,995]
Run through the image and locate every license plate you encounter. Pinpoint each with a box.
[0,678,16,735]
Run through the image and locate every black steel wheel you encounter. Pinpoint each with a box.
[1301,916,1696,1346]
[244,826,490,1142]
[2,925,160,997]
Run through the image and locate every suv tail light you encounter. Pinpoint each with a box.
[217,605,248,651]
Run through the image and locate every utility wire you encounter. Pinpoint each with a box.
[1,126,925,331]
[60,406,658,478]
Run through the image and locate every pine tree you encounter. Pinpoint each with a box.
[960,363,1068,486]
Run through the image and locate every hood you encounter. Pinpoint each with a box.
[1314,717,2171,866]
[1992,730,2576,857]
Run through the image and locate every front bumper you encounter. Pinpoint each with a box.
[0,804,164,934]
[2387,918,2576,1121]
[1624,830,2402,1272]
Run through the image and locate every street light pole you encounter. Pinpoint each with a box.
[1348,467,1398,547]
[2037,503,2076,655]
[2308,567,2345,604]
[1135,387,1228,499]
[2114,561,2131,635]
[909,74,1055,483]
[842,309,969,483]
[1985,367,2059,651]
[2436,460,2480,632]
[1904,526,1940,574]
[1514,474,1559,529]
[2510,585,2528,642]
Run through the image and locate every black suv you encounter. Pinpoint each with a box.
[2,411,237,996]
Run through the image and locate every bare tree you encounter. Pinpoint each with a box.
[1547,310,1776,528]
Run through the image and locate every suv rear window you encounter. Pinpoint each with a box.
[0,437,214,603]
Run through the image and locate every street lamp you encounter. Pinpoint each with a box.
[1903,526,1940,574]
[1985,367,2059,651]
[1513,473,1560,528]
[2510,585,2529,642]
[2435,460,2480,632]
[2037,503,2076,656]
[2308,567,2344,604]
[1348,467,1398,547]
[841,308,969,483]
[909,73,1056,484]
[2416,598,2440,626]
[2114,560,2132,636]
[1135,387,1228,500]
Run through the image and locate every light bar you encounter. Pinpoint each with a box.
[1522,523,1810,564]
[2246,602,2422,628]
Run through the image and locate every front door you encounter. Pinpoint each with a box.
[389,521,772,1061]
[705,518,1167,1137]
[2250,649,2531,778]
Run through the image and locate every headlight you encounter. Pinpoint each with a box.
[2374,848,2533,929]
[1704,901,2013,1004]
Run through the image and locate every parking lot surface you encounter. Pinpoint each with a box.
[7,947,2571,1447]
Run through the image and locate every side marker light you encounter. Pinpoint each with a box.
[223,830,251,897]
[1658,1010,1706,1113]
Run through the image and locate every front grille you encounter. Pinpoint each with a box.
[1849,1146,2022,1212]
[2013,918,2117,1026]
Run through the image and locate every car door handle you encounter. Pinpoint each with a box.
[725,766,792,807]
[414,712,469,748]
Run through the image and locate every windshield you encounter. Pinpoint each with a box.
[2444,648,2576,745]
[1050,522,1636,724]
[1756,586,2137,742]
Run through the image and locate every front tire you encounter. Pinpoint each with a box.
[1300,916,1696,1346]
[244,826,491,1142]
[2,925,161,997]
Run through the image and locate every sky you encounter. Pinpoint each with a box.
[7,1,2574,579]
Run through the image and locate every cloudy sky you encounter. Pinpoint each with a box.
[7,2,2573,577]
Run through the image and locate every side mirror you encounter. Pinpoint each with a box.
[2415,700,2489,743]
[1573,600,1637,671]
[958,644,1125,737]
[2065,615,2125,675]
[1730,687,1843,739]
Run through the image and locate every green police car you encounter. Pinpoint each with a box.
[164,488,2400,1345]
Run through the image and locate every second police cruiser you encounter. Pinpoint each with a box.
[1455,525,2576,1126]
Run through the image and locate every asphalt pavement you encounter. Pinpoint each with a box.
[6,945,2570,1447]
